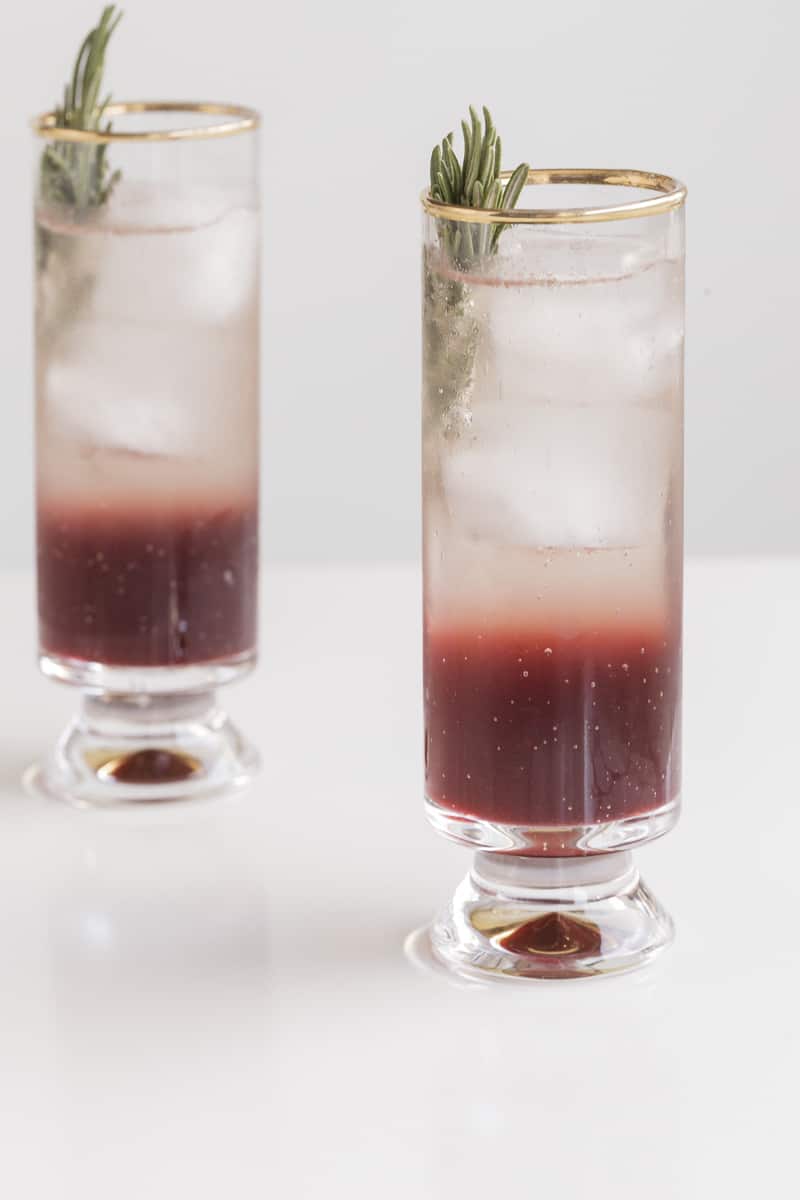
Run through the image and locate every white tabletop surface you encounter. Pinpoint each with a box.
[0,558,797,1199]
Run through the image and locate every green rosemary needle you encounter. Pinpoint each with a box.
[423,108,529,428]
[39,5,123,212]
[428,106,530,263]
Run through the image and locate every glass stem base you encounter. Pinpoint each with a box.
[429,851,674,981]
[26,690,259,808]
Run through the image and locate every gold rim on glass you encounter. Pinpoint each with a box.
[421,168,687,224]
[32,101,260,143]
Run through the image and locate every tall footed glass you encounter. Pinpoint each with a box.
[422,170,686,978]
[30,103,260,806]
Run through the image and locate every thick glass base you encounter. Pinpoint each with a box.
[428,851,674,981]
[26,690,259,809]
[425,795,680,855]
[39,650,256,695]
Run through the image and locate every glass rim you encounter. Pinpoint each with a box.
[31,100,260,144]
[421,168,687,225]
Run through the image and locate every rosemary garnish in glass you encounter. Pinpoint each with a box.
[429,105,529,264]
[39,5,123,212]
[424,107,530,428]
[36,6,123,338]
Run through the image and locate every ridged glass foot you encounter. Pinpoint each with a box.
[25,690,259,808]
[429,851,674,981]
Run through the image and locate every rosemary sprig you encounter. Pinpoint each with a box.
[39,6,123,212]
[429,106,529,264]
[423,108,529,431]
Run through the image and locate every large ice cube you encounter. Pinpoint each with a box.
[39,182,259,328]
[37,180,258,460]
[475,255,683,412]
[441,400,674,548]
[43,323,213,455]
[90,204,259,326]
[438,253,682,548]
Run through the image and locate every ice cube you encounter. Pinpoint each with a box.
[473,244,683,412]
[35,181,258,332]
[439,250,682,548]
[441,401,674,549]
[37,179,259,462]
[43,324,207,455]
[88,203,258,326]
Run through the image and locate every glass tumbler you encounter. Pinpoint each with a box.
[30,102,260,806]
[422,169,686,978]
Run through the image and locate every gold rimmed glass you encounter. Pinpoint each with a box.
[28,102,261,807]
[32,100,260,142]
[421,170,686,980]
[421,167,686,224]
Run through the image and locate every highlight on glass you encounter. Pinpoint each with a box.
[421,116,686,978]
[28,12,260,805]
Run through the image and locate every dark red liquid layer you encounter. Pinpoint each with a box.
[424,624,680,831]
[500,913,602,959]
[38,503,258,667]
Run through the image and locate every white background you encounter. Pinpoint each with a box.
[2,0,797,565]
[1,557,799,1198]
